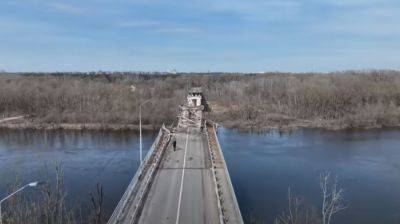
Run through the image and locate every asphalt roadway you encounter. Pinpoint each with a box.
[138,128,220,224]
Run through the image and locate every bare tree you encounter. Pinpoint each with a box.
[89,183,104,224]
[40,164,75,224]
[3,71,400,132]
[275,188,320,224]
[320,172,346,224]
[276,173,345,224]
[2,164,77,224]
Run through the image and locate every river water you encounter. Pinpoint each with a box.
[219,128,400,224]
[0,129,157,219]
[1,128,400,223]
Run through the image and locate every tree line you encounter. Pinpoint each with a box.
[1,70,400,131]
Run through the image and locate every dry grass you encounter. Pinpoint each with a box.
[1,70,400,131]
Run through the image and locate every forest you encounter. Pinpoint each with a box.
[1,70,400,131]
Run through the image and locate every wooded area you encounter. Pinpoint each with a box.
[1,70,400,131]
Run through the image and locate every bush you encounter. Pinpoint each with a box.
[2,70,400,131]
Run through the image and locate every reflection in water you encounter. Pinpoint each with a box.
[218,128,400,224]
[1,128,400,223]
[0,129,157,218]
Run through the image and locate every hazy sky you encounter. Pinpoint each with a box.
[0,0,399,72]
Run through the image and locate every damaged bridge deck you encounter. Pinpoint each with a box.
[108,88,243,224]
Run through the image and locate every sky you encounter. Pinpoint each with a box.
[0,0,399,73]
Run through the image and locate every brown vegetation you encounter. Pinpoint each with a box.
[275,172,345,224]
[1,70,400,131]
[0,74,184,129]
[2,164,105,224]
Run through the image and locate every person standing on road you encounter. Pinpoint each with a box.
[173,138,177,151]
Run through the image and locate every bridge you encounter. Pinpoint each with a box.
[108,88,243,224]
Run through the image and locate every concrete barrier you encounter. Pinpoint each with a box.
[206,120,244,224]
[107,125,167,224]
[205,121,225,224]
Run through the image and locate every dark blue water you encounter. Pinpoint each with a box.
[1,128,400,223]
[0,129,156,218]
[218,128,400,224]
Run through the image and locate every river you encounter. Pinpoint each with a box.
[219,128,400,224]
[1,128,400,223]
[0,129,157,219]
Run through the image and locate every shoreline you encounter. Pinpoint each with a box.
[0,121,160,131]
[217,119,400,133]
[1,119,399,133]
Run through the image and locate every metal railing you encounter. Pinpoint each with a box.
[127,125,171,223]
[107,125,167,224]
[204,120,225,224]
[206,120,244,224]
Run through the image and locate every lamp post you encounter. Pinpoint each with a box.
[0,181,44,224]
[139,99,151,166]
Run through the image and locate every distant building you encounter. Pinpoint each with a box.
[187,87,203,107]
[178,87,209,129]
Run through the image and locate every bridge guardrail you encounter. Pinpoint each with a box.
[128,125,171,223]
[205,121,225,224]
[207,120,244,224]
[107,125,166,224]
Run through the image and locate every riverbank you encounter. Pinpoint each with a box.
[1,116,398,133]
[218,118,400,133]
[2,71,400,132]
[209,100,400,132]
[0,117,159,131]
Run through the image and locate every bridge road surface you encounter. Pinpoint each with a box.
[137,128,220,224]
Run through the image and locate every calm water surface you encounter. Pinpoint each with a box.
[0,129,157,218]
[1,128,400,223]
[219,128,400,224]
